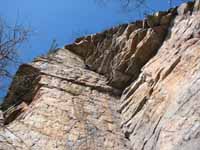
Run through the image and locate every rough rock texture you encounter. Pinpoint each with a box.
[0,50,128,150]
[64,10,173,89]
[0,1,200,150]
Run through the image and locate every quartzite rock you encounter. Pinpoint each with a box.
[120,3,200,150]
[0,1,200,150]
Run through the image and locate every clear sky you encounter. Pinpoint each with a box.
[0,0,190,98]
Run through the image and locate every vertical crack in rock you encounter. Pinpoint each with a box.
[119,1,200,149]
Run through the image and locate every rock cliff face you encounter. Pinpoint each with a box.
[1,1,200,150]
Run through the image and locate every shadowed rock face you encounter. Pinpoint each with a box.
[64,12,173,89]
[0,1,200,150]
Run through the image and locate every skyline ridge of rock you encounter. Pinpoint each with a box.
[0,0,200,149]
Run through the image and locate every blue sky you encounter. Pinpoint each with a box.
[0,0,190,98]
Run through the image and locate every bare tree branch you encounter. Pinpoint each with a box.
[0,17,31,88]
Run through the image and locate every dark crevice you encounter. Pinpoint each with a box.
[141,116,162,150]
[40,72,122,97]
[1,64,41,125]
[122,96,148,133]
[161,56,181,80]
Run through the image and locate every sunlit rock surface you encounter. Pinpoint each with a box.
[0,1,200,150]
